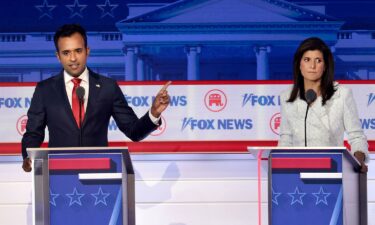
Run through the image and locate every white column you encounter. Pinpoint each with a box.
[254,46,271,80]
[123,46,137,81]
[155,73,161,81]
[185,46,201,80]
[148,66,153,80]
[137,55,145,81]
[144,58,153,80]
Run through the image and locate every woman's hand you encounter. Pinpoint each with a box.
[354,151,368,173]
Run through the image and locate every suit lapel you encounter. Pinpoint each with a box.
[296,97,330,132]
[54,72,79,128]
[310,98,330,131]
[83,71,102,127]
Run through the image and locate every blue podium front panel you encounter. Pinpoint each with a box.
[271,153,343,225]
[48,153,123,225]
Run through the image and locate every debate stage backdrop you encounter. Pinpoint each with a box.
[0,0,375,82]
[1,2,375,225]
[1,0,375,151]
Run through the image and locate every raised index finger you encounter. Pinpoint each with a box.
[159,81,172,92]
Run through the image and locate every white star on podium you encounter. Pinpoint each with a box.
[312,186,331,205]
[272,187,282,205]
[91,187,111,206]
[66,187,85,206]
[49,189,59,206]
[288,186,306,205]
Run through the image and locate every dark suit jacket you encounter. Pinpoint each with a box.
[22,70,158,159]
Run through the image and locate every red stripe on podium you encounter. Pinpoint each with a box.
[49,158,111,170]
[272,158,331,169]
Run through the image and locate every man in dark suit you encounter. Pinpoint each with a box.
[22,24,171,172]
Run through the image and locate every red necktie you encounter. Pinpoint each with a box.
[72,78,85,127]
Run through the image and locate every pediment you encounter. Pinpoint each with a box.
[120,0,338,24]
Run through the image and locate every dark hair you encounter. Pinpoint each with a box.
[53,24,87,51]
[287,37,336,105]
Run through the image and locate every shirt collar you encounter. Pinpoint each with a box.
[64,67,89,85]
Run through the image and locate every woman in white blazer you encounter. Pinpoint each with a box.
[278,37,368,172]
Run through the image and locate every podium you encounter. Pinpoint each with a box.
[248,147,367,225]
[27,147,135,225]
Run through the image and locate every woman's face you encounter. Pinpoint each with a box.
[299,50,325,84]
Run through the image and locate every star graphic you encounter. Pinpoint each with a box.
[91,187,111,206]
[272,187,282,205]
[35,0,56,19]
[288,187,306,205]
[97,0,118,18]
[49,189,59,206]
[66,0,87,18]
[66,187,85,206]
[312,186,331,205]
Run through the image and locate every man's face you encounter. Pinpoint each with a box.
[56,32,90,77]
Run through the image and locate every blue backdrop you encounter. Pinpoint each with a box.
[0,0,374,81]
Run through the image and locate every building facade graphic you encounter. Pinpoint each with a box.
[0,0,374,82]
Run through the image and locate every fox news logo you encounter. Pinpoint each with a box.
[204,89,227,112]
[125,95,187,107]
[368,93,375,107]
[181,117,253,130]
[242,94,280,107]
[361,118,375,129]
[0,97,32,108]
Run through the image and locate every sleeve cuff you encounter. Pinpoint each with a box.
[148,110,161,125]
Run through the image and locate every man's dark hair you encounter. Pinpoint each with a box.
[53,24,88,51]
[288,37,336,106]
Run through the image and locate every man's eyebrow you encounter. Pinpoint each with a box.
[61,48,82,52]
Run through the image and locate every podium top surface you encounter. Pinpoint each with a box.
[27,147,129,159]
[248,146,347,156]
[247,146,360,168]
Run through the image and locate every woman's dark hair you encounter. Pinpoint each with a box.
[287,37,336,105]
[53,24,87,52]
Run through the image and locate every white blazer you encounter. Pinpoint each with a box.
[278,83,369,160]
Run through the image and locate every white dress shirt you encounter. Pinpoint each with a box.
[63,67,160,124]
[64,68,89,111]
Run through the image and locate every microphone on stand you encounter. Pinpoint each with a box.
[76,86,85,146]
[304,89,317,147]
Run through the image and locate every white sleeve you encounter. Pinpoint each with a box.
[343,87,369,162]
[148,110,161,125]
[278,92,293,147]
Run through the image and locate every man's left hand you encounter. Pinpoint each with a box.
[151,81,171,118]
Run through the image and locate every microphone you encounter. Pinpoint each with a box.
[305,89,317,105]
[76,86,85,146]
[76,86,85,103]
[304,89,317,147]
